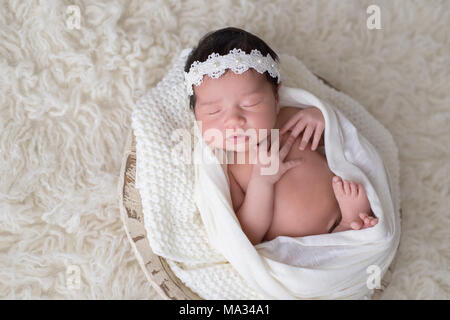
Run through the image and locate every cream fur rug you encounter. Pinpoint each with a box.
[0,0,448,299]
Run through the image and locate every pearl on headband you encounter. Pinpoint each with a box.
[184,48,281,96]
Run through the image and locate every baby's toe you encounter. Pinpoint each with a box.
[358,213,370,226]
[357,183,367,198]
[350,182,358,197]
[333,176,342,184]
[350,220,363,230]
[332,176,344,196]
[343,180,351,195]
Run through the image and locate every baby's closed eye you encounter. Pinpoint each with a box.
[207,108,221,115]
[242,100,262,107]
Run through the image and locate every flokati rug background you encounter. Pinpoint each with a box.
[0,0,448,299]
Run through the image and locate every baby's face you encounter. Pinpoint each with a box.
[193,69,281,152]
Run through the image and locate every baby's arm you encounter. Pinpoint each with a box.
[230,170,275,245]
[228,135,302,245]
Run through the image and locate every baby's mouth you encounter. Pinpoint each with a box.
[227,135,249,143]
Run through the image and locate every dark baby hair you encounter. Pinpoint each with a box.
[184,27,280,110]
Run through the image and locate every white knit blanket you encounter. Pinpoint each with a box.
[132,48,401,299]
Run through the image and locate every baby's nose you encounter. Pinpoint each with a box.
[225,110,245,128]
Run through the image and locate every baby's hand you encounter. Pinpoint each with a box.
[250,134,303,185]
[280,107,325,151]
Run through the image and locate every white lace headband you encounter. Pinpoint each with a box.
[184,48,281,96]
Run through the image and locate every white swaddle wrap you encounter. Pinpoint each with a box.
[193,86,400,299]
[132,48,401,299]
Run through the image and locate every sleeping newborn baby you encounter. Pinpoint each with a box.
[185,27,378,245]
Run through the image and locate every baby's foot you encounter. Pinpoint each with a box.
[332,176,378,230]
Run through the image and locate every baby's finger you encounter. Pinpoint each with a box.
[251,142,266,164]
[278,134,296,160]
[290,119,307,140]
[280,111,303,135]
[299,125,314,150]
[266,135,277,152]
[311,125,324,151]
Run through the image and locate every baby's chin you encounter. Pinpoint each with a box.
[209,141,250,153]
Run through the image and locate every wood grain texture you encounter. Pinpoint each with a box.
[118,128,201,300]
